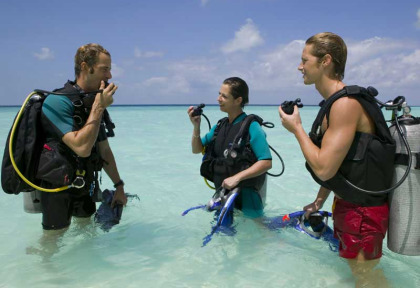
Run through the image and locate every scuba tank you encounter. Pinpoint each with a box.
[387,104,420,255]
[300,87,418,256]
[23,190,42,213]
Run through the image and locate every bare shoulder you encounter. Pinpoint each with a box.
[329,96,374,133]
[331,96,363,112]
[329,97,363,121]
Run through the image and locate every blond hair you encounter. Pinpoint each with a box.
[306,32,347,80]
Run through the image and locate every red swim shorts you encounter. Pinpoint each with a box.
[332,197,389,260]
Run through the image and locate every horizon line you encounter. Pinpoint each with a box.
[0,103,322,108]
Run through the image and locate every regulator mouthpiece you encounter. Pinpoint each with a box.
[192,103,205,116]
[281,98,303,115]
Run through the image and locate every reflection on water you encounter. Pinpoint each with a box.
[0,106,419,287]
[25,217,96,262]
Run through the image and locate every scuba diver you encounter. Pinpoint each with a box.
[187,77,272,219]
[279,32,393,286]
[2,43,128,258]
[37,43,127,231]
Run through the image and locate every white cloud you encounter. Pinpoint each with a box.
[347,48,420,90]
[134,47,164,58]
[347,37,408,64]
[111,62,124,78]
[201,0,209,7]
[166,75,191,93]
[141,75,191,94]
[122,36,419,105]
[345,37,420,90]
[416,9,420,29]
[34,47,54,60]
[167,59,218,83]
[221,19,264,54]
[252,40,305,89]
[142,77,168,87]
[401,49,420,65]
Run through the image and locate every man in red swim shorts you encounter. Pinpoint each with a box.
[278,32,394,287]
[333,198,389,260]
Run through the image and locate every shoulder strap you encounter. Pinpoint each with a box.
[355,92,393,142]
[232,114,263,147]
[311,86,373,131]
[212,117,229,141]
[210,114,264,147]
[205,117,228,156]
[310,85,392,142]
[311,86,353,131]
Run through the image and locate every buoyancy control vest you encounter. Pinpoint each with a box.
[2,92,46,194]
[1,81,113,195]
[37,81,106,193]
[200,113,266,191]
[306,85,396,206]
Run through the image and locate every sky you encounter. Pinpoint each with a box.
[1,0,419,106]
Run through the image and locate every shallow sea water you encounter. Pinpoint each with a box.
[0,105,419,288]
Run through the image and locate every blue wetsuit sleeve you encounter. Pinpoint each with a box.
[201,124,217,146]
[42,95,74,138]
[249,121,272,160]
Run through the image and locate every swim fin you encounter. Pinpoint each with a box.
[94,189,123,232]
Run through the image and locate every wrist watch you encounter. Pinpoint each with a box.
[113,179,124,188]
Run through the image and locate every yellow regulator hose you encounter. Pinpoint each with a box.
[9,91,72,192]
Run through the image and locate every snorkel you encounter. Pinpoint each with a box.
[181,187,240,246]
[202,188,239,246]
[262,210,338,251]
[290,211,332,239]
[181,187,235,216]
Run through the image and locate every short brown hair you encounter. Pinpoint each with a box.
[306,32,347,80]
[223,77,249,108]
[74,43,110,77]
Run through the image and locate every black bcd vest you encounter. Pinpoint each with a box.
[306,85,396,206]
[2,81,113,194]
[37,81,106,191]
[200,114,266,191]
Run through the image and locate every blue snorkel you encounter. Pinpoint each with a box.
[291,211,331,240]
[181,204,207,216]
[181,187,239,246]
[290,211,338,251]
[202,188,239,246]
[215,188,239,227]
[264,210,338,252]
[181,187,233,216]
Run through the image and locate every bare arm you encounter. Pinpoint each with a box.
[303,186,331,218]
[62,81,117,157]
[279,97,362,181]
[187,106,204,154]
[98,140,127,206]
[222,159,272,190]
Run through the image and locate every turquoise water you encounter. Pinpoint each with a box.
[0,105,419,288]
